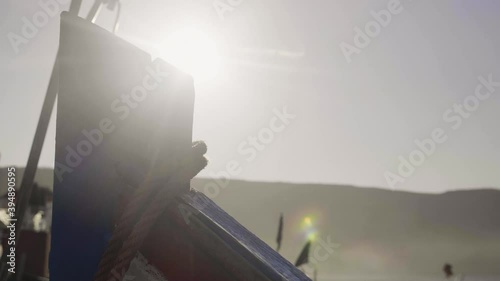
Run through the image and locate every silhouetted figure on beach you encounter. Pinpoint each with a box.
[443,263,453,279]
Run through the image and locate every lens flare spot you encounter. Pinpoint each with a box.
[304,217,312,226]
[307,230,317,242]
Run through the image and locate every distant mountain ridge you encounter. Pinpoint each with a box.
[1,167,499,276]
[191,179,500,276]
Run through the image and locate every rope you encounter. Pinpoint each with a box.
[93,172,159,281]
[93,141,207,281]
[109,181,187,279]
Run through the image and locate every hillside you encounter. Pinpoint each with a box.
[1,167,499,275]
[190,179,500,276]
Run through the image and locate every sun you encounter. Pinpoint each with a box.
[158,27,220,82]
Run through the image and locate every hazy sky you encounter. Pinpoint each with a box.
[1,0,499,193]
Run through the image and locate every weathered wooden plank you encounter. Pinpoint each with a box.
[139,190,311,281]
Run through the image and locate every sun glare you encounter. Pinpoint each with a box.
[158,27,220,82]
[307,231,317,242]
